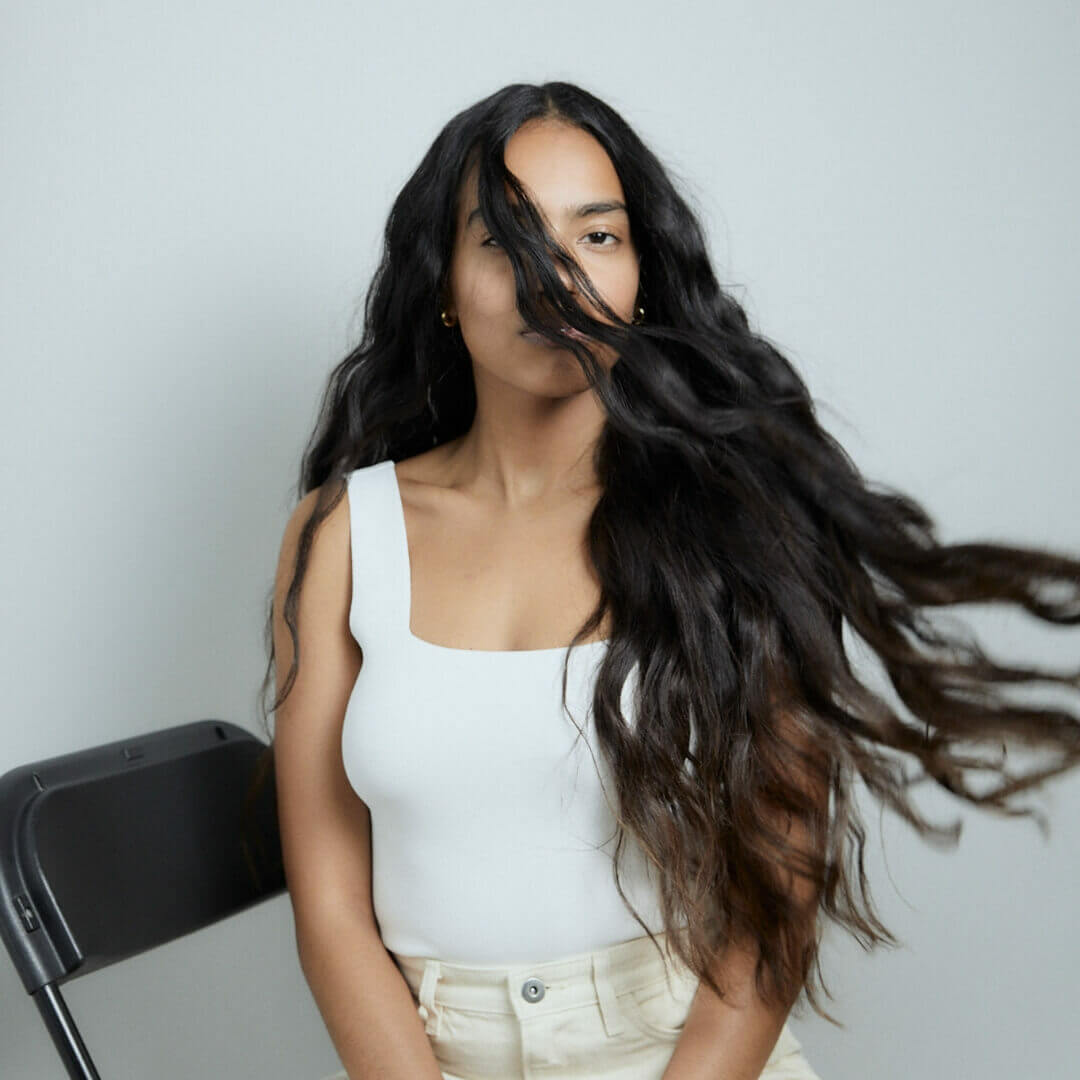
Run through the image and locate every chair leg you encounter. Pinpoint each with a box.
[32,983,100,1079]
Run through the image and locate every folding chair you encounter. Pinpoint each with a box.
[0,719,285,1079]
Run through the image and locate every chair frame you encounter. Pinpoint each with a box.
[0,719,284,1079]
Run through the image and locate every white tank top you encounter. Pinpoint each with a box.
[340,459,673,964]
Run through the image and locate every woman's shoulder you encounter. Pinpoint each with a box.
[278,483,350,573]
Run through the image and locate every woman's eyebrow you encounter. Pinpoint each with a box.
[465,200,628,230]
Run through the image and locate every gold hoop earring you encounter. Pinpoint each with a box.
[440,309,455,327]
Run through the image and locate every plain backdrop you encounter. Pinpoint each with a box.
[2,2,1078,1078]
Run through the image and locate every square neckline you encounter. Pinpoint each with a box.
[385,459,610,657]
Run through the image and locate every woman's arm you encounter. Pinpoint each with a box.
[662,703,826,1080]
[272,488,444,1079]
[298,912,445,1080]
[660,930,799,1080]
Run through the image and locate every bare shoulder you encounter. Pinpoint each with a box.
[276,482,351,580]
[272,480,355,669]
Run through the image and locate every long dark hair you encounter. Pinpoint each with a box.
[245,80,1080,1026]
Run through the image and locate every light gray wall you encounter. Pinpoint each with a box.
[2,2,1077,1078]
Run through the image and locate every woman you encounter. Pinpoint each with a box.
[248,81,1080,1079]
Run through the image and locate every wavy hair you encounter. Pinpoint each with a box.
[244,80,1080,1026]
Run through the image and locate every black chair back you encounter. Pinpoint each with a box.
[0,719,284,1078]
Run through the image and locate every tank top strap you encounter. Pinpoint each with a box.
[345,460,410,649]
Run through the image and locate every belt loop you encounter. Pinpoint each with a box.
[591,951,625,1037]
[418,959,443,1037]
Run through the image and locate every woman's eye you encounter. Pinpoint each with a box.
[482,231,618,249]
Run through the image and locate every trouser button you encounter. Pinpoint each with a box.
[521,977,545,1002]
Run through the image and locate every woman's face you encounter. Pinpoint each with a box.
[442,119,640,393]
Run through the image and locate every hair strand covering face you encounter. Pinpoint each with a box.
[245,80,1080,1026]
